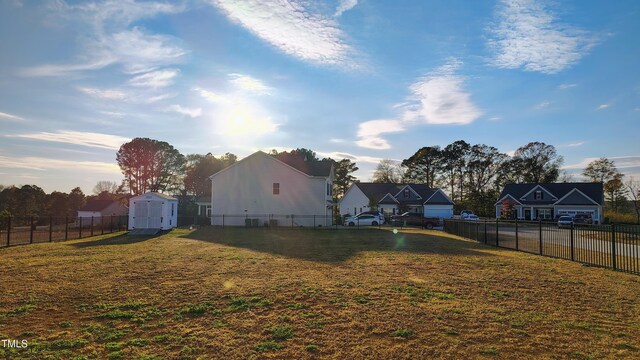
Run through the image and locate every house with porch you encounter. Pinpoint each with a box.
[495,182,604,223]
[209,151,335,227]
[339,183,454,219]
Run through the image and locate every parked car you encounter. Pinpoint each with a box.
[466,214,479,221]
[390,212,441,229]
[356,211,385,224]
[557,216,573,228]
[461,210,474,218]
[573,213,593,225]
[344,214,382,227]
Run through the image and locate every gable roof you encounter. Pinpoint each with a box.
[210,151,333,179]
[424,189,454,205]
[78,200,120,212]
[353,183,453,205]
[498,183,603,206]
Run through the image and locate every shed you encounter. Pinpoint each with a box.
[128,192,178,230]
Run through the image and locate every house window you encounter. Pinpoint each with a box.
[534,191,543,200]
[326,183,331,196]
[273,183,280,195]
[171,203,174,216]
[538,208,552,219]
[206,206,211,217]
[404,189,409,198]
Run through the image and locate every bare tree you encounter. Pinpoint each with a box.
[626,177,640,224]
[92,181,119,195]
[371,159,402,183]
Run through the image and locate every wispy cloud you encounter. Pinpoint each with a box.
[210,0,355,67]
[229,73,272,94]
[194,87,231,103]
[488,0,597,74]
[7,130,129,150]
[564,156,640,170]
[0,155,120,173]
[22,3,186,76]
[129,68,180,88]
[400,59,482,125]
[558,83,577,90]
[164,104,202,118]
[334,0,358,17]
[355,119,405,150]
[596,104,610,110]
[78,87,127,100]
[489,116,502,121]
[0,111,25,122]
[533,101,552,110]
[317,151,383,164]
[562,141,585,148]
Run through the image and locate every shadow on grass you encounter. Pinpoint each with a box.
[178,227,493,262]
[70,233,163,248]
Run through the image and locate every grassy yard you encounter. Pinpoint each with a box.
[1,228,639,359]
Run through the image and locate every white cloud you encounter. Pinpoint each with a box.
[229,73,272,94]
[334,0,358,17]
[488,0,597,74]
[558,83,577,90]
[0,155,120,173]
[194,87,231,103]
[534,100,552,110]
[210,0,354,67]
[565,141,585,147]
[164,105,202,118]
[129,68,180,88]
[22,4,186,76]
[316,151,383,164]
[212,100,280,137]
[78,87,127,100]
[401,59,482,125]
[596,104,610,110]
[355,119,405,150]
[564,156,640,170]
[489,116,502,121]
[7,130,129,150]
[0,111,25,122]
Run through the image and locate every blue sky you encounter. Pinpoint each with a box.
[0,0,639,193]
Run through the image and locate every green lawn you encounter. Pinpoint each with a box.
[1,227,639,359]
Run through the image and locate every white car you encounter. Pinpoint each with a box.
[344,214,382,226]
[466,214,479,221]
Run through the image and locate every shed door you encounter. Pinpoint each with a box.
[134,201,148,228]
[148,201,163,228]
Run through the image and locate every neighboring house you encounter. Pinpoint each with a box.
[339,183,454,219]
[194,195,211,217]
[495,182,604,223]
[209,151,335,227]
[128,192,178,230]
[77,200,128,224]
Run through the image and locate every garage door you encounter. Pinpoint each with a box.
[425,207,453,218]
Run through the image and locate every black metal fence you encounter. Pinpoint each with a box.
[178,214,429,229]
[444,219,640,275]
[0,215,128,248]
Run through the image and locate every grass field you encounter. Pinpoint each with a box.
[1,228,639,359]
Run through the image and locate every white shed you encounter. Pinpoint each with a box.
[128,192,178,230]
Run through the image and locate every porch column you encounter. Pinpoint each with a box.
[530,207,534,220]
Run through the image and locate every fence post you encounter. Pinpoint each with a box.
[101,216,104,235]
[6,216,11,247]
[90,216,94,237]
[110,215,114,234]
[314,215,316,228]
[49,216,53,242]
[79,217,83,239]
[222,214,225,228]
[65,216,68,240]
[515,218,519,251]
[611,223,617,270]
[570,222,575,261]
[538,219,543,255]
[291,215,294,228]
[484,220,487,244]
[496,219,499,247]
[30,216,34,244]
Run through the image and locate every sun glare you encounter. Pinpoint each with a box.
[214,102,279,137]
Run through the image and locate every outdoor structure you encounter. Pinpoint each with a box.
[77,199,128,224]
[339,183,454,219]
[128,192,178,230]
[209,151,335,227]
[495,182,604,223]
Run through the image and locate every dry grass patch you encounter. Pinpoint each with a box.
[0,227,639,359]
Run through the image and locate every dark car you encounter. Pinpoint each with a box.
[572,214,593,225]
[390,212,441,229]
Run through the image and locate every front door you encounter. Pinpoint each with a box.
[524,208,531,220]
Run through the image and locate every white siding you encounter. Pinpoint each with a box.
[338,185,370,215]
[211,152,331,227]
[128,193,178,230]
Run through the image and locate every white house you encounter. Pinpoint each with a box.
[128,192,178,230]
[339,183,454,219]
[77,200,128,225]
[495,182,604,223]
[209,151,335,227]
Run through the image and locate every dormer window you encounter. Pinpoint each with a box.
[534,190,543,200]
[403,189,409,198]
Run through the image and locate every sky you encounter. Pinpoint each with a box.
[0,0,639,194]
